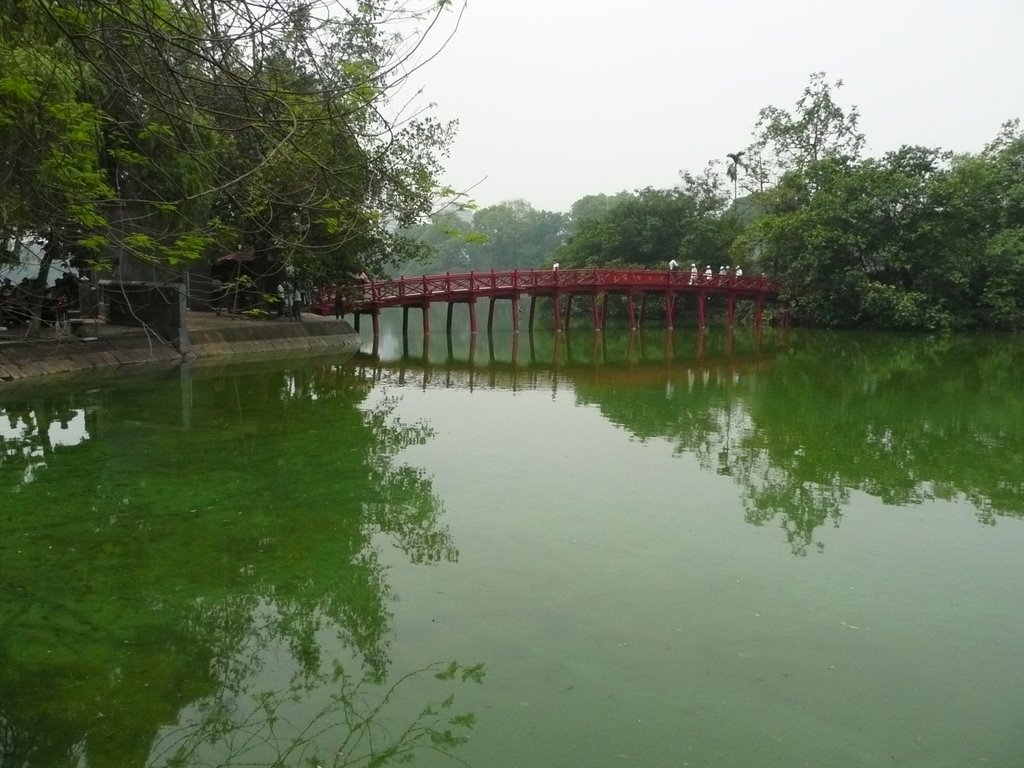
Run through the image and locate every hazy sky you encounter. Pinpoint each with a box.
[404,0,1024,214]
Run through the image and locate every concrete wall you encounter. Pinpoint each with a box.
[0,318,359,383]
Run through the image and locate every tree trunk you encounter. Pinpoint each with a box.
[26,235,58,337]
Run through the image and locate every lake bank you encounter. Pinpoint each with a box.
[0,311,360,382]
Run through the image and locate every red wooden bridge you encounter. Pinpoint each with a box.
[311,268,781,335]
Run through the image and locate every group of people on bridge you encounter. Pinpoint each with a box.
[667,260,743,285]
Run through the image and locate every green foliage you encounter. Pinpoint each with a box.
[559,183,737,270]
[2,0,457,319]
[743,114,1024,329]
[746,72,865,190]
[721,75,1024,331]
[566,191,634,233]
[397,200,567,274]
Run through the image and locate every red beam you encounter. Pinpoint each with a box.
[310,268,782,334]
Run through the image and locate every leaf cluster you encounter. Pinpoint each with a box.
[748,122,1024,329]
[1,0,459,289]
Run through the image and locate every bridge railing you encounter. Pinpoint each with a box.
[311,268,779,314]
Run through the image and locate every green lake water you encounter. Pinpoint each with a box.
[2,321,1024,768]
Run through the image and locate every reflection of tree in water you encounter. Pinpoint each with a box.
[573,333,1024,554]
[150,628,483,768]
[0,359,473,768]
[732,450,849,556]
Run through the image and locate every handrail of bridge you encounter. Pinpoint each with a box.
[313,268,779,313]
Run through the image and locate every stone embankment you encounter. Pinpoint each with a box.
[0,311,361,383]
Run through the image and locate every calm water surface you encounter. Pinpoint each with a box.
[2,322,1023,768]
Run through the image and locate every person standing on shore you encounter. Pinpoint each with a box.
[333,284,344,320]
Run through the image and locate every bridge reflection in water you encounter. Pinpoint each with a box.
[352,325,783,395]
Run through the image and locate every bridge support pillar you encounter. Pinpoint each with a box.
[319,269,779,338]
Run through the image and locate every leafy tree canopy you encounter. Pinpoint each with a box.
[1,0,459,314]
[395,199,567,274]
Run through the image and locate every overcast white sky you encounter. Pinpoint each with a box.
[402,0,1024,214]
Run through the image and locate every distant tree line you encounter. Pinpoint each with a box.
[401,73,1023,331]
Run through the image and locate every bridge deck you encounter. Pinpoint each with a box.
[311,268,782,334]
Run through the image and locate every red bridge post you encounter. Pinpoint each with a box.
[320,267,779,336]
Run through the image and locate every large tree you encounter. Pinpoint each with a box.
[1,0,460,331]
[746,123,1024,330]
[744,71,865,192]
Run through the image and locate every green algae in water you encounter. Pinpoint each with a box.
[1,357,475,768]
[3,331,1024,767]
